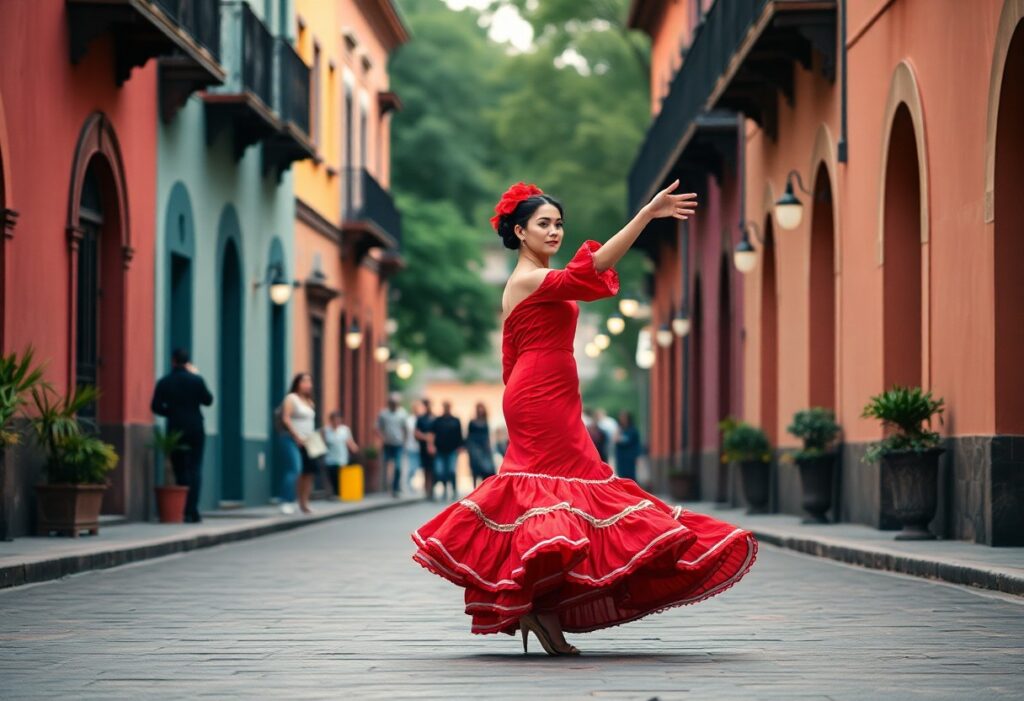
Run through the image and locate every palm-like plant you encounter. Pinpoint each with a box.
[150,427,187,487]
[787,408,841,460]
[0,347,46,448]
[29,384,109,483]
[861,386,945,463]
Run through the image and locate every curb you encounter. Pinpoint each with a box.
[0,497,422,591]
[750,528,1024,597]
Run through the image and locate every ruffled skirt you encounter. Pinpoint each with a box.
[411,470,757,635]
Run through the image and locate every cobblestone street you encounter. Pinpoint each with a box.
[2,502,1023,700]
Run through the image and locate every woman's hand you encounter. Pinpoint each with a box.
[643,179,697,221]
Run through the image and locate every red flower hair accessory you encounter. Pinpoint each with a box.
[490,182,544,231]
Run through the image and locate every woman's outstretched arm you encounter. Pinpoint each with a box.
[591,180,697,272]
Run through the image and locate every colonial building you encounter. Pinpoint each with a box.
[628,0,1024,545]
[291,0,406,492]
[155,0,314,509]
[0,0,206,535]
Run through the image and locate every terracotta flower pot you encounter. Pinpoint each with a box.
[35,483,107,537]
[155,485,189,523]
[668,472,694,502]
[796,453,836,524]
[739,460,771,514]
[880,447,943,540]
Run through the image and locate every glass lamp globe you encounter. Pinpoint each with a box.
[606,313,626,335]
[672,314,691,337]
[395,359,413,379]
[733,238,758,274]
[775,184,804,230]
[345,323,363,350]
[594,333,610,350]
[269,281,293,305]
[619,296,640,318]
[373,344,391,363]
[656,324,674,348]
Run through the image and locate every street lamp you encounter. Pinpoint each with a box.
[606,312,626,335]
[594,333,610,350]
[345,320,363,349]
[775,169,810,231]
[672,307,691,337]
[635,327,655,370]
[395,357,413,379]
[619,293,640,318]
[585,342,601,358]
[373,343,391,363]
[656,323,674,348]
[733,221,762,275]
[256,262,300,305]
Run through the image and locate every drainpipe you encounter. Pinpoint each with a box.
[837,0,848,163]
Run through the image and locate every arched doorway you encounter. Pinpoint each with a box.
[268,239,287,498]
[66,114,131,513]
[218,217,244,504]
[165,183,195,362]
[716,253,732,502]
[809,162,836,409]
[882,104,923,389]
[760,217,778,444]
[994,18,1024,433]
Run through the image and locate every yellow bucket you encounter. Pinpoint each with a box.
[340,464,364,501]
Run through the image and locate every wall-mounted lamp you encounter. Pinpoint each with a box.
[656,323,674,348]
[373,343,391,363]
[593,333,610,350]
[671,307,691,337]
[635,327,655,370]
[733,221,763,275]
[255,262,300,305]
[606,312,626,335]
[345,319,364,349]
[619,293,641,318]
[395,357,413,379]
[775,170,810,231]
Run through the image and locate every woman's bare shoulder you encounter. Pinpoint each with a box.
[502,267,553,315]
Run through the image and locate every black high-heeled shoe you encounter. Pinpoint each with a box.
[519,614,580,656]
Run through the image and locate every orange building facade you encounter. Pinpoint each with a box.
[291,0,407,491]
[629,0,1024,545]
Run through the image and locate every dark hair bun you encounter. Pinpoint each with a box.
[497,217,521,250]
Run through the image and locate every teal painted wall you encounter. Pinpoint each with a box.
[154,1,297,509]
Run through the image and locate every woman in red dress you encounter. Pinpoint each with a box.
[412,181,757,655]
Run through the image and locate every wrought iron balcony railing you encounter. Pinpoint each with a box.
[343,168,402,251]
[275,38,311,136]
[153,0,221,59]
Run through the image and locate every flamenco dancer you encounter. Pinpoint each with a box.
[411,181,757,656]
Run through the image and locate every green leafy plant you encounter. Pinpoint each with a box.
[787,407,841,460]
[149,427,187,487]
[721,422,772,464]
[861,386,945,463]
[362,445,380,460]
[29,383,116,484]
[0,346,46,448]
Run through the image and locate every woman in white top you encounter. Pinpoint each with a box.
[279,373,318,514]
[322,409,359,496]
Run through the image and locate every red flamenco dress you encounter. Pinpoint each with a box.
[412,240,757,635]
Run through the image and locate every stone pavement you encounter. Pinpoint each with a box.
[695,502,1024,596]
[0,494,422,589]
[2,501,1023,700]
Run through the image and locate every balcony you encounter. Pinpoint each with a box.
[67,0,225,87]
[203,1,279,159]
[342,168,402,262]
[155,0,226,122]
[628,0,836,214]
[264,38,316,177]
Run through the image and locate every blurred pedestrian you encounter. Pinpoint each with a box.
[615,410,641,482]
[277,373,322,515]
[322,409,359,497]
[404,400,423,493]
[466,402,495,487]
[414,397,437,500]
[432,400,464,501]
[594,408,620,467]
[493,425,509,460]
[150,348,214,523]
[584,407,608,461]
[376,392,409,498]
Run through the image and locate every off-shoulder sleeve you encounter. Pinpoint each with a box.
[540,240,620,302]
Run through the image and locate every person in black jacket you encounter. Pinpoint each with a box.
[431,401,464,501]
[151,349,214,522]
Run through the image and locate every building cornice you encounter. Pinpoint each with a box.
[296,198,341,244]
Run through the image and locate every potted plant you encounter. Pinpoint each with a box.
[721,420,772,514]
[861,386,945,540]
[0,347,46,540]
[667,457,695,501]
[150,427,189,523]
[787,408,841,524]
[30,384,118,537]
